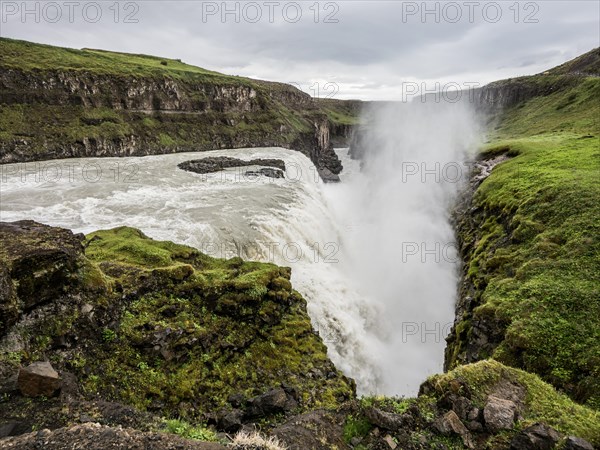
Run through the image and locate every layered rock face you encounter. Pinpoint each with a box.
[0,39,352,180]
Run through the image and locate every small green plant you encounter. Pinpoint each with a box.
[343,415,372,443]
[165,419,217,441]
[102,328,117,342]
[2,351,23,365]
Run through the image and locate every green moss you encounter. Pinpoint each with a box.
[77,227,353,418]
[431,360,600,445]
[164,419,219,441]
[448,72,600,408]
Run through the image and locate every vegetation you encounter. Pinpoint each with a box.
[315,98,362,126]
[432,360,600,443]
[0,38,362,164]
[78,227,354,416]
[447,60,600,408]
[164,419,218,441]
[0,38,249,85]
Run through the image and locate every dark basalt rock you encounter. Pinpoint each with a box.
[509,423,561,450]
[216,408,243,433]
[0,220,85,334]
[246,388,298,418]
[178,156,286,175]
[364,407,408,432]
[564,436,595,450]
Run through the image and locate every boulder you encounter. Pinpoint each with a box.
[364,407,406,432]
[246,388,297,418]
[217,409,243,433]
[483,395,517,432]
[564,436,594,450]
[433,410,474,449]
[509,423,561,450]
[17,362,62,397]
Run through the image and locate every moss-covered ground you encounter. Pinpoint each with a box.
[447,72,600,408]
[79,227,354,417]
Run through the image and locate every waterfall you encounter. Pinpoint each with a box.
[0,98,481,396]
[324,100,482,394]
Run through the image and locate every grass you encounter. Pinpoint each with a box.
[431,360,600,445]
[447,71,600,408]
[77,227,354,417]
[315,98,362,126]
[0,37,250,86]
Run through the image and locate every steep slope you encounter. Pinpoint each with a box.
[472,47,599,114]
[0,38,359,178]
[445,49,600,409]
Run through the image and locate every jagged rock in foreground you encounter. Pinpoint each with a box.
[315,360,599,450]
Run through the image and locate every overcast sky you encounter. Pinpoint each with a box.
[1,1,598,100]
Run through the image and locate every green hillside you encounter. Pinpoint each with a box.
[447,49,600,409]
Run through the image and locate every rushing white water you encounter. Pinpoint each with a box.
[0,101,479,395]
[327,101,481,394]
[0,148,383,392]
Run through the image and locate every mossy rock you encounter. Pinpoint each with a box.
[78,227,354,417]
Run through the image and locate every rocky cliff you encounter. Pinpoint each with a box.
[0,38,360,180]
[0,221,354,441]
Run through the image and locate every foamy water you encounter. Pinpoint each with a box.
[1,101,479,396]
[0,147,384,393]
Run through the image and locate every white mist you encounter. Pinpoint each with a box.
[325,100,481,395]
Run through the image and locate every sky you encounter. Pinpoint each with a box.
[1,1,599,100]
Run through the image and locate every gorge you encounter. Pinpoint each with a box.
[0,39,599,449]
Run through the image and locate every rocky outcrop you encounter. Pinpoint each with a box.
[178,156,286,175]
[469,75,579,114]
[332,360,599,450]
[0,221,354,443]
[0,220,86,335]
[0,68,261,113]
